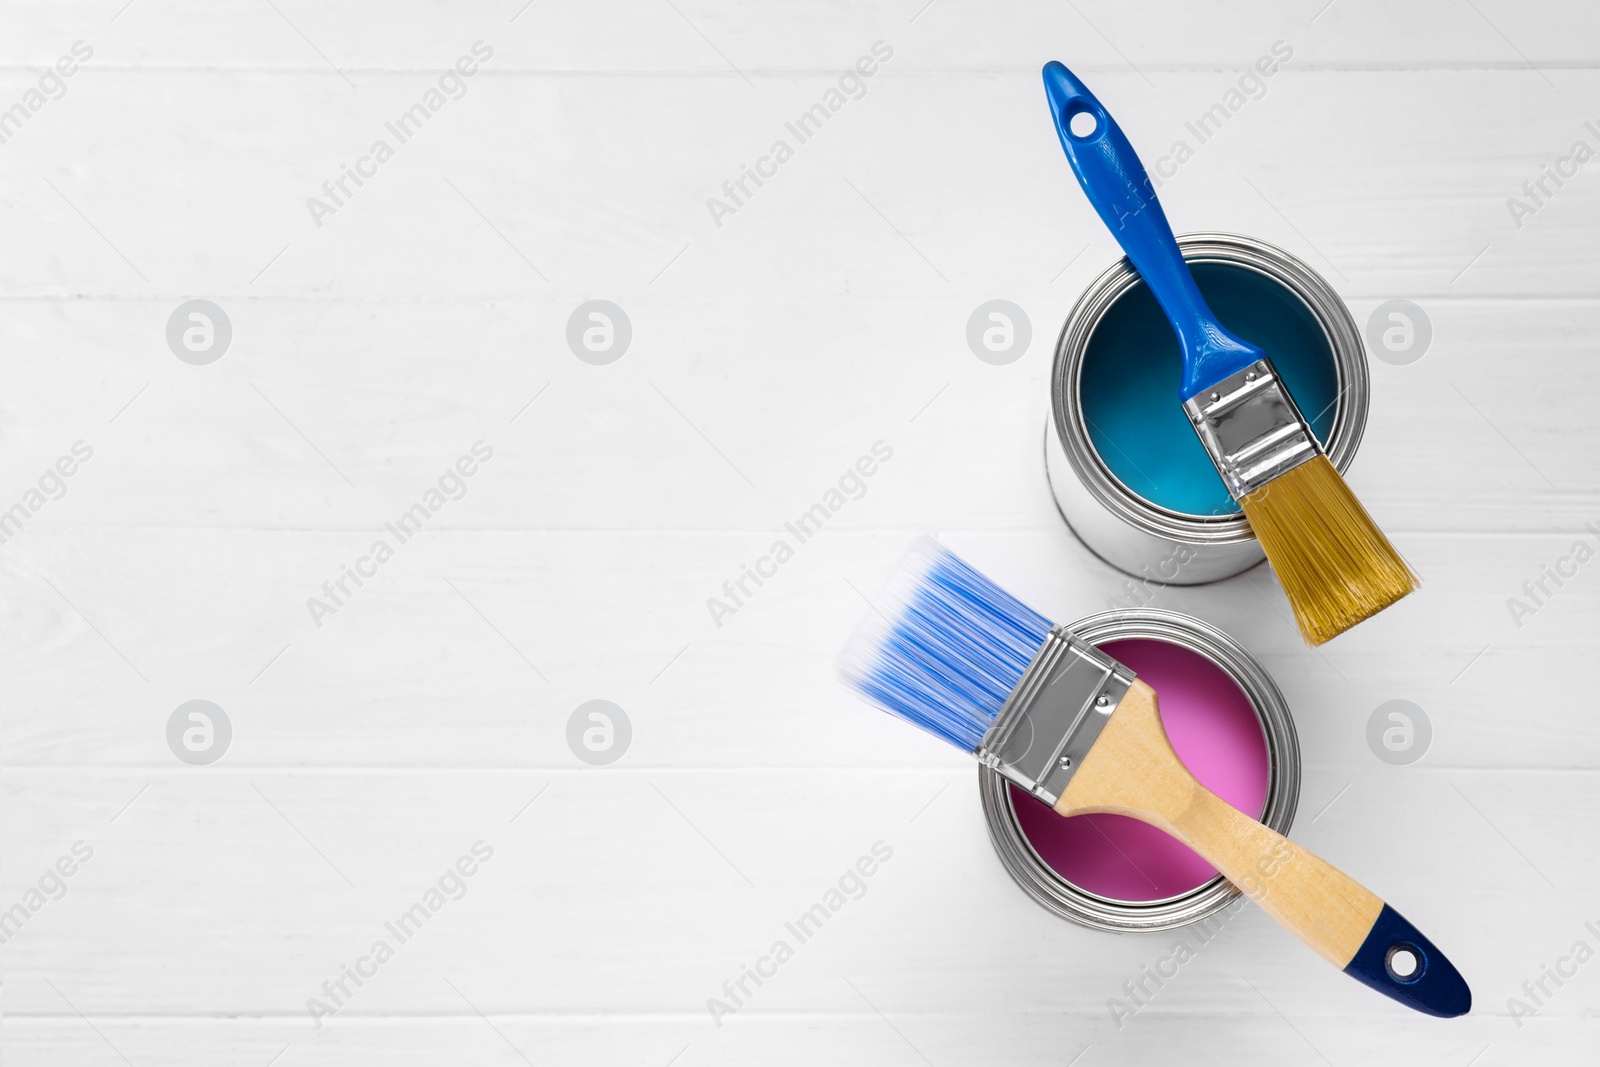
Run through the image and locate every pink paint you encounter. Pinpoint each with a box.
[1010,637,1270,902]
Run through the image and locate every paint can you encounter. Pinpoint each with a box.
[1046,232,1369,585]
[979,608,1300,933]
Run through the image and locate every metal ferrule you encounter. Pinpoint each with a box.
[1182,359,1321,501]
[975,626,1136,808]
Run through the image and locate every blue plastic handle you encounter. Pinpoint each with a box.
[1042,61,1262,401]
[1344,904,1473,1018]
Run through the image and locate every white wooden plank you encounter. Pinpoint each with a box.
[0,529,1597,770]
[0,72,1596,300]
[0,767,1591,1023]
[0,296,1594,537]
[2,1014,1572,1067]
[4,0,1599,70]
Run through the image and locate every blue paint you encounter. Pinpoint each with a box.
[1079,262,1340,517]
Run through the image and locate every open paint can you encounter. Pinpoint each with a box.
[979,608,1300,932]
[1046,232,1369,585]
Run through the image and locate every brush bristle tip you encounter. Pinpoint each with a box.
[839,541,1052,751]
[1241,456,1417,645]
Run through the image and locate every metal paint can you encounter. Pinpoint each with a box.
[979,608,1300,933]
[1046,232,1369,585]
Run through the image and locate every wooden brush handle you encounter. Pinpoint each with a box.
[1057,681,1471,1017]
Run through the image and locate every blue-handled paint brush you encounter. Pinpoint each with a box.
[1041,61,1417,645]
[841,538,1470,1016]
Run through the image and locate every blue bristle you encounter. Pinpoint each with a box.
[839,539,1053,752]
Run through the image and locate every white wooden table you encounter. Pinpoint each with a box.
[3,1,1597,1062]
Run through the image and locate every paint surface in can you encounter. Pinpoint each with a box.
[1009,636,1270,901]
[1079,262,1340,517]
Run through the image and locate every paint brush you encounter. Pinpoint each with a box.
[1041,61,1417,645]
[840,539,1469,1016]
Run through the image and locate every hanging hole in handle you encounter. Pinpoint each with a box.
[1385,943,1424,984]
[1067,105,1099,140]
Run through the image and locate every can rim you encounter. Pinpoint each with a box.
[978,608,1301,933]
[1049,232,1369,544]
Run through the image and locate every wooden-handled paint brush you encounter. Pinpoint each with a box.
[841,540,1469,1016]
[1041,61,1416,645]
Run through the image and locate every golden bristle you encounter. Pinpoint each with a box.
[1239,454,1418,646]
